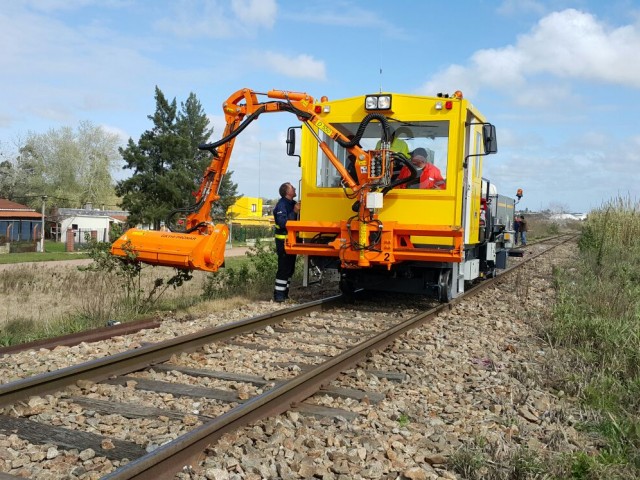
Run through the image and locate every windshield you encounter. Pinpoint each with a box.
[316,121,450,188]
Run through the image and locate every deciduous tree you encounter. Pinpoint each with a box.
[2,122,120,209]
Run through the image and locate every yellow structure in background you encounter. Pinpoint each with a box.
[227,197,273,226]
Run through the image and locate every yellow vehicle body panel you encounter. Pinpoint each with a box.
[287,92,488,262]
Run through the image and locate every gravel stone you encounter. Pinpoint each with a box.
[0,242,590,479]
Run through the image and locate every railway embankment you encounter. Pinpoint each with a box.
[0,239,586,479]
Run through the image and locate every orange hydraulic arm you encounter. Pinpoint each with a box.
[190,88,366,228]
[112,88,394,272]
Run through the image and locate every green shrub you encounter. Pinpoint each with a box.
[80,238,193,318]
[202,240,292,300]
[547,195,640,477]
[0,318,37,346]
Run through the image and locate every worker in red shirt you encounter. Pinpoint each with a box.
[480,198,488,226]
[396,147,445,189]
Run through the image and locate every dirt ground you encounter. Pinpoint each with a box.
[0,246,251,271]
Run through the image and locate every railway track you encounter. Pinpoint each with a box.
[0,235,575,479]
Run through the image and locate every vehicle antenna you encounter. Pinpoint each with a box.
[379,38,383,93]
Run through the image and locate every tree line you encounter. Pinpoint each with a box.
[0,87,240,230]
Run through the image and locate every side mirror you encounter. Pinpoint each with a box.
[286,127,297,156]
[482,124,498,154]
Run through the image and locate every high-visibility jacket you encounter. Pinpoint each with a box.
[375,138,410,157]
[273,197,298,239]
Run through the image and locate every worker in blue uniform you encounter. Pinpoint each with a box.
[273,182,300,302]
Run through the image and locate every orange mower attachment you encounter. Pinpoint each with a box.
[111,224,229,272]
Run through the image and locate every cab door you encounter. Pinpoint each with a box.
[461,110,483,245]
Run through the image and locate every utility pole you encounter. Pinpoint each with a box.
[40,195,47,253]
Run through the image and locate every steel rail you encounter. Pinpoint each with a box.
[0,234,575,479]
[464,234,577,297]
[0,319,162,356]
[0,295,343,408]
[103,234,577,479]
[103,302,448,479]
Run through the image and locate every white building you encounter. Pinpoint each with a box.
[51,205,128,243]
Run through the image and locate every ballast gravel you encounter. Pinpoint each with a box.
[0,241,592,479]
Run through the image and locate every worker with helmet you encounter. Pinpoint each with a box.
[273,182,300,302]
[375,127,410,157]
[396,148,446,189]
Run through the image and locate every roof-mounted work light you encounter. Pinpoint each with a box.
[365,94,392,111]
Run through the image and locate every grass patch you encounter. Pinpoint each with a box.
[0,240,89,264]
[0,239,275,346]
[542,196,640,478]
[449,440,546,480]
[1,315,100,346]
[0,251,89,264]
[525,214,582,241]
[202,240,299,301]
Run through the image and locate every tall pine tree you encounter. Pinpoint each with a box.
[212,170,240,222]
[117,87,240,229]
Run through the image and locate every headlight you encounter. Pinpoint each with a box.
[365,94,392,110]
[377,95,391,109]
[365,96,378,109]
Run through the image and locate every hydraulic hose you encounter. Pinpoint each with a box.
[336,113,391,148]
[278,101,313,120]
[380,152,418,194]
[197,106,267,155]
[166,182,209,233]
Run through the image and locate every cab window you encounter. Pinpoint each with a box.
[315,121,450,188]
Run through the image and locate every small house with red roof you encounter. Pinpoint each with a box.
[0,199,42,242]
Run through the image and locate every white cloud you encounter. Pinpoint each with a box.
[100,124,130,144]
[231,0,277,27]
[255,51,327,81]
[417,9,640,103]
[508,83,577,109]
[155,0,277,38]
[519,9,640,86]
[416,64,482,98]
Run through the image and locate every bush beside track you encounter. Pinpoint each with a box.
[450,198,639,479]
[544,197,640,478]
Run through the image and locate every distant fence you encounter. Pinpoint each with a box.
[229,224,273,243]
[73,228,108,246]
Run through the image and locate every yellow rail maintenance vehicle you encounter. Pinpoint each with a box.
[285,91,516,301]
[112,88,516,302]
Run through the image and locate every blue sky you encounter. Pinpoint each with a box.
[1,0,639,213]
